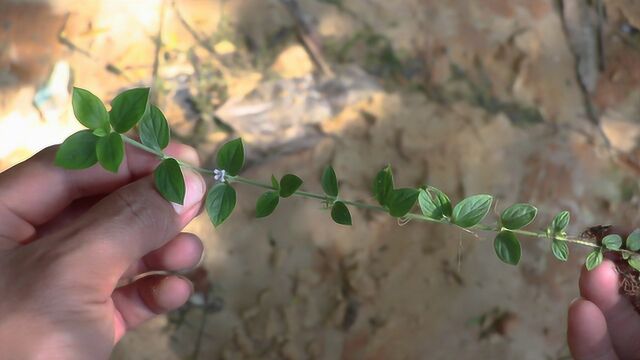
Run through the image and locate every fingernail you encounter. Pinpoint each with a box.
[569,297,581,306]
[196,249,206,268]
[173,170,206,214]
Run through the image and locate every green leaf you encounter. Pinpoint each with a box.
[373,166,394,206]
[493,231,521,265]
[206,183,237,227]
[551,211,570,233]
[500,203,537,230]
[54,130,99,169]
[321,166,339,197]
[628,256,640,272]
[216,138,244,176]
[153,158,185,204]
[271,175,280,190]
[418,186,452,220]
[139,105,170,150]
[585,249,603,271]
[96,132,124,173]
[387,188,419,217]
[256,191,279,218]
[72,87,110,131]
[602,234,622,250]
[551,240,569,262]
[331,201,352,225]
[452,194,493,228]
[279,174,303,198]
[109,87,150,133]
[626,229,640,251]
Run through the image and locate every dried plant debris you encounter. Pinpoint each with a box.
[468,308,518,341]
[447,64,544,126]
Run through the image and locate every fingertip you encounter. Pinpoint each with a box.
[165,143,200,166]
[112,275,193,343]
[145,233,204,272]
[567,298,618,360]
[141,275,193,312]
[579,259,620,311]
[172,170,206,217]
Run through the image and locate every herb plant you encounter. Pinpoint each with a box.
[56,87,640,274]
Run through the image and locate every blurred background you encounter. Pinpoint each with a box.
[2,0,640,358]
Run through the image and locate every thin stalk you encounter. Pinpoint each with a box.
[122,135,164,158]
[122,136,215,175]
[228,175,385,210]
[123,136,615,255]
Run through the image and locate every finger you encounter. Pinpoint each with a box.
[54,169,205,289]
[121,233,204,280]
[0,141,199,245]
[112,275,192,343]
[36,195,105,239]
[0,202,35,251]
[579,259,640,357]
[568,298,619,360]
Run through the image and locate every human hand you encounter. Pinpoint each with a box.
[568,258,640,360]
[0,142,206,359]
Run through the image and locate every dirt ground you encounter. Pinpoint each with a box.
[3,0,640,359]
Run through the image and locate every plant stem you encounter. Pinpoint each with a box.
[228,175,385,210]
[124,136,614,255]
[122,135,215,175]
[122,135,164,157]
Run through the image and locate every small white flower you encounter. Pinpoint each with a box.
[213,169,226,182]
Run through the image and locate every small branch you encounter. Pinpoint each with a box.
[278,0,335,77]
[122,135,619,257]
[150,0,167,104]
[171,1,232,79]
[557,0,612,149]
[121,135,214,174]
[57,13,132,82]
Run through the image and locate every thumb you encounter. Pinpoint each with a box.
[55,169,205,290]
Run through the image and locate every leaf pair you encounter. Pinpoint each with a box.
[548,211,571,262]
[75,86,152,135]
[418,187,451,220]
[372,166,419,218]
[56,127,126,173]
[602,230,640,272]
[204,138,246,227]
[58,87,122,172]
[489,203,538,266]
[321,166,352,225]
[57,87,166,174]
[255,174,303,218]
[419,187,493,229]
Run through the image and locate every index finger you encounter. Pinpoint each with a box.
[0,141,199,228]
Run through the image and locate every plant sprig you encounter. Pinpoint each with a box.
[56,87,640,271]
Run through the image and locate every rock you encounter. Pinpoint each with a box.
[562,0,600,93]
[214,66,380,164]
[214,40,237,55]
[271,44,315,79]
[601,116,640,152]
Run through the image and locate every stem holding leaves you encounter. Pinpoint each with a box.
[55,87,640,273]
